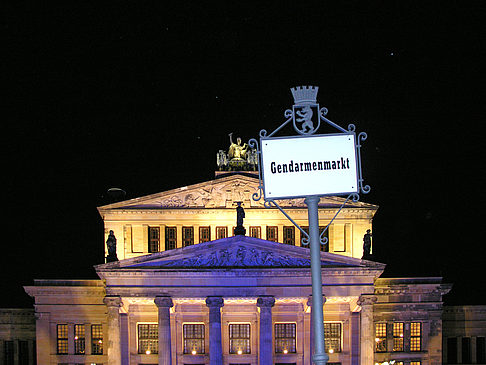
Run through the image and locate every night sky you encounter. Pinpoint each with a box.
[3,2,485,308]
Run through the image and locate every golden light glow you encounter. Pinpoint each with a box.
[237,349,243,355]
[283,349,288,354]
[375,337,380,342]
[145,350,151,355]
[329,348,334,353]
[191,350,197,355]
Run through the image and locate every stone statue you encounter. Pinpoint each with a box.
[228,133,248,160]
[106,230,118,262]
[362,229,372,259]
[234,202,246,236]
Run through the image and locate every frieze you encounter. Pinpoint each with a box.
[135,245,312,268]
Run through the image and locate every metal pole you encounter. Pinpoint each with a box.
[305,196,329,365]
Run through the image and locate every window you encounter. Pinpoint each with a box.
[283,226,295,245]
[229,324,251,354]
[393,322,404,351]
[148,226,160,252]
[324,322,342,353]
[183,227,194,247]
[92,324,103,355]
[275,323,296,353]
[266,226,278,242]
[410,362,421,365]
[199,227,211,243]
[4,341,14,365]
[57,324,69,354]
[410,322,421,352]
[250,226,261,238]
[462,337,471,363]
[138,324,158,354]
[183,324,205,354]
[165,227,177,250]
[19,340,29,365]
[216,226,228,239]
[74,324,85,354]
[375,323,387,352]
[477,337,486,364]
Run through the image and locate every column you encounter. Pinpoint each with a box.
[34,312,50,364]
[154,296,174,365]
[357,295,377,365]
[257,296,275,365]
[206,296,224,365]
[103,296,122,365]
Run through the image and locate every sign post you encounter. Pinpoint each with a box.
[250,86,370,365]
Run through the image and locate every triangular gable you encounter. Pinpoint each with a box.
[95,236,385,270]
[97,173,377,211]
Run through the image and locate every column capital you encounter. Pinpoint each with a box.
[257,296,275,308]
[357,294,377,307]
[154,296,174,308]
[103,296,122,307]
[306,294,326,307]
[206,296,224,308]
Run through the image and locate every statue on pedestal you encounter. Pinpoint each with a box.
[362,229,372,259]
[216,133,257,171]
[106,230,118,263]
[234,202,246,236]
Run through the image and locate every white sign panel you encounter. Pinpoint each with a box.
[261,134,358,199]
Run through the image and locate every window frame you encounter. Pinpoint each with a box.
[57,324,69,354]
[183,323,205,354]
[216,226,228,240]
[182,226,194,247]
[91,324,104,355]
[283,226,295,245]
[275,322,297,353]
[375,322,387,352]
[137,323,159,354]
[74,324,86,354]
[148,226,160,253]
[165,226,177,251]
[249,226,261,239]
[266,226,278,242]
[324,322,342,353]
[229,323,251,354]
[392,322,404,352]
[199,226,211,243]
[410,322,422,352]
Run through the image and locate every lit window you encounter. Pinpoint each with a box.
[375,323,387,352]
[199,227,211,243]
[57,324,69,354]
[216,226,227,239]
[165,227,177,250]
[91,324,103,355]
[250,226,261,238]
[74,324,85,354]
[324,322,342,353]
[410,322,421,352]
[183,324,205,354]
[182,227,194,247]
[138,324,158,354]
[266,226,278,242]
[393,322,404,351]
[410,362,421,365]
[229,324,250,354]
[283,226,295,245]
[148,226,160,253]
[275,323,296,353]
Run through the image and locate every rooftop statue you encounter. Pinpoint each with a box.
[234,201,246,236]
[362,229,372,259]
[216,133,258,171]
[106,230,118,263]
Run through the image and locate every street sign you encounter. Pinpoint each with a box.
[261,133,358,199]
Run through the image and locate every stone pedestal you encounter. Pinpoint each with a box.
[206,296,224,365]
[103,296,122,365]
[154,296,174,365]
[257,296,275,365]
[358,295,377,365]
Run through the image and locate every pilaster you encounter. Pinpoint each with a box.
[357,295,377,365]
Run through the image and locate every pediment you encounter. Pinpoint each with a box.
[96,236,384,270]
[97,174,377,210]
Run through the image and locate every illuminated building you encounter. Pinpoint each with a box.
[21,171,459,365]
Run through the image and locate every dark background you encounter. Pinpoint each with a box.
[3,1,485,307]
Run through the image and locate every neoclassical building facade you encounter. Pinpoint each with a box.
[24,172,453,365]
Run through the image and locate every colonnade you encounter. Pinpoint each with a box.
[104,294,276,365]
